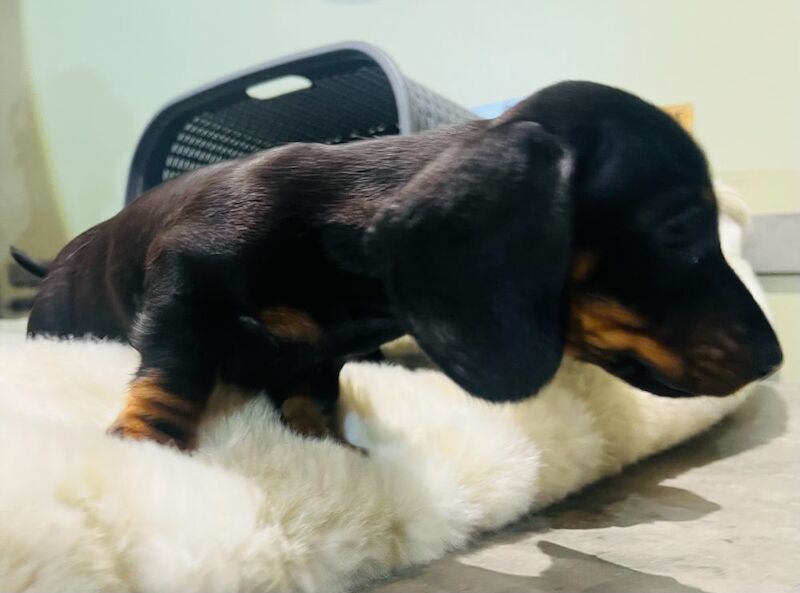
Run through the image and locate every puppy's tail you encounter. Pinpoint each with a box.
[10,246,48,278]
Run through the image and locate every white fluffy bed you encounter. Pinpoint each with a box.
[0,185,768,593]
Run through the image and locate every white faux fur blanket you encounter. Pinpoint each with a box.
[0,185,768,592]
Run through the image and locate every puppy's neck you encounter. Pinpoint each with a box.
[317,200,388,277]
[309,122,490,277]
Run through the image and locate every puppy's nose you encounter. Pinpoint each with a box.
[756,363,779,380]
[753,339,783,379]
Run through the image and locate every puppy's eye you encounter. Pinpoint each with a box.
[654,206,708,256]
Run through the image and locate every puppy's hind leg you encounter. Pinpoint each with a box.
[108,251,225,450]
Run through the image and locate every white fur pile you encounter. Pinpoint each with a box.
[0,185,767,592]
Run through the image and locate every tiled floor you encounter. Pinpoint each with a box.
[362,382,800,593]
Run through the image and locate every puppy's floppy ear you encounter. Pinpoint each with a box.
[366,121,573,401]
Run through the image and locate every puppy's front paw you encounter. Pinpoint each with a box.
[280,395,367,455]
[280,395,331,439]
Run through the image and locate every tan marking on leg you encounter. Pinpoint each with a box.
[280,395,331,439]
[567,299,684,379]
[570,251,597,283]
[108,373,202,450]
[280,394,365,453]
[260,307,322,344]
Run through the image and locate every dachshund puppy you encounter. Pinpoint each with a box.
[16,81,782,450]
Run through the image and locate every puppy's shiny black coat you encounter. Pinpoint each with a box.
[19,81,782,449]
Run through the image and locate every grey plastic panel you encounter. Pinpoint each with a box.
[746,213,800,274]
[126,42,475,203]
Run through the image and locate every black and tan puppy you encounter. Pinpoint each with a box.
[15,81,782,450]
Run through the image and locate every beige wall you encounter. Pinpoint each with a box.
[1,0,798,377]
[0,0,67,313]
[13,0,799,238]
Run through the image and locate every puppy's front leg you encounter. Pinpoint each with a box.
[108,251,222,450]
[278,360,343,440]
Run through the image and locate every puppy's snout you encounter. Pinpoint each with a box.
[683,307,782,395]
[752,336,783,380]
[738,300,783,381]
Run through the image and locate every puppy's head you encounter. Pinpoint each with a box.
[369,81,781,402]
[509,81,782,396]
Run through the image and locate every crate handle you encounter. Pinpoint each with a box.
[246,75,313,101]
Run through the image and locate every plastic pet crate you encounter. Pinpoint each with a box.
[125,41,476,203]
